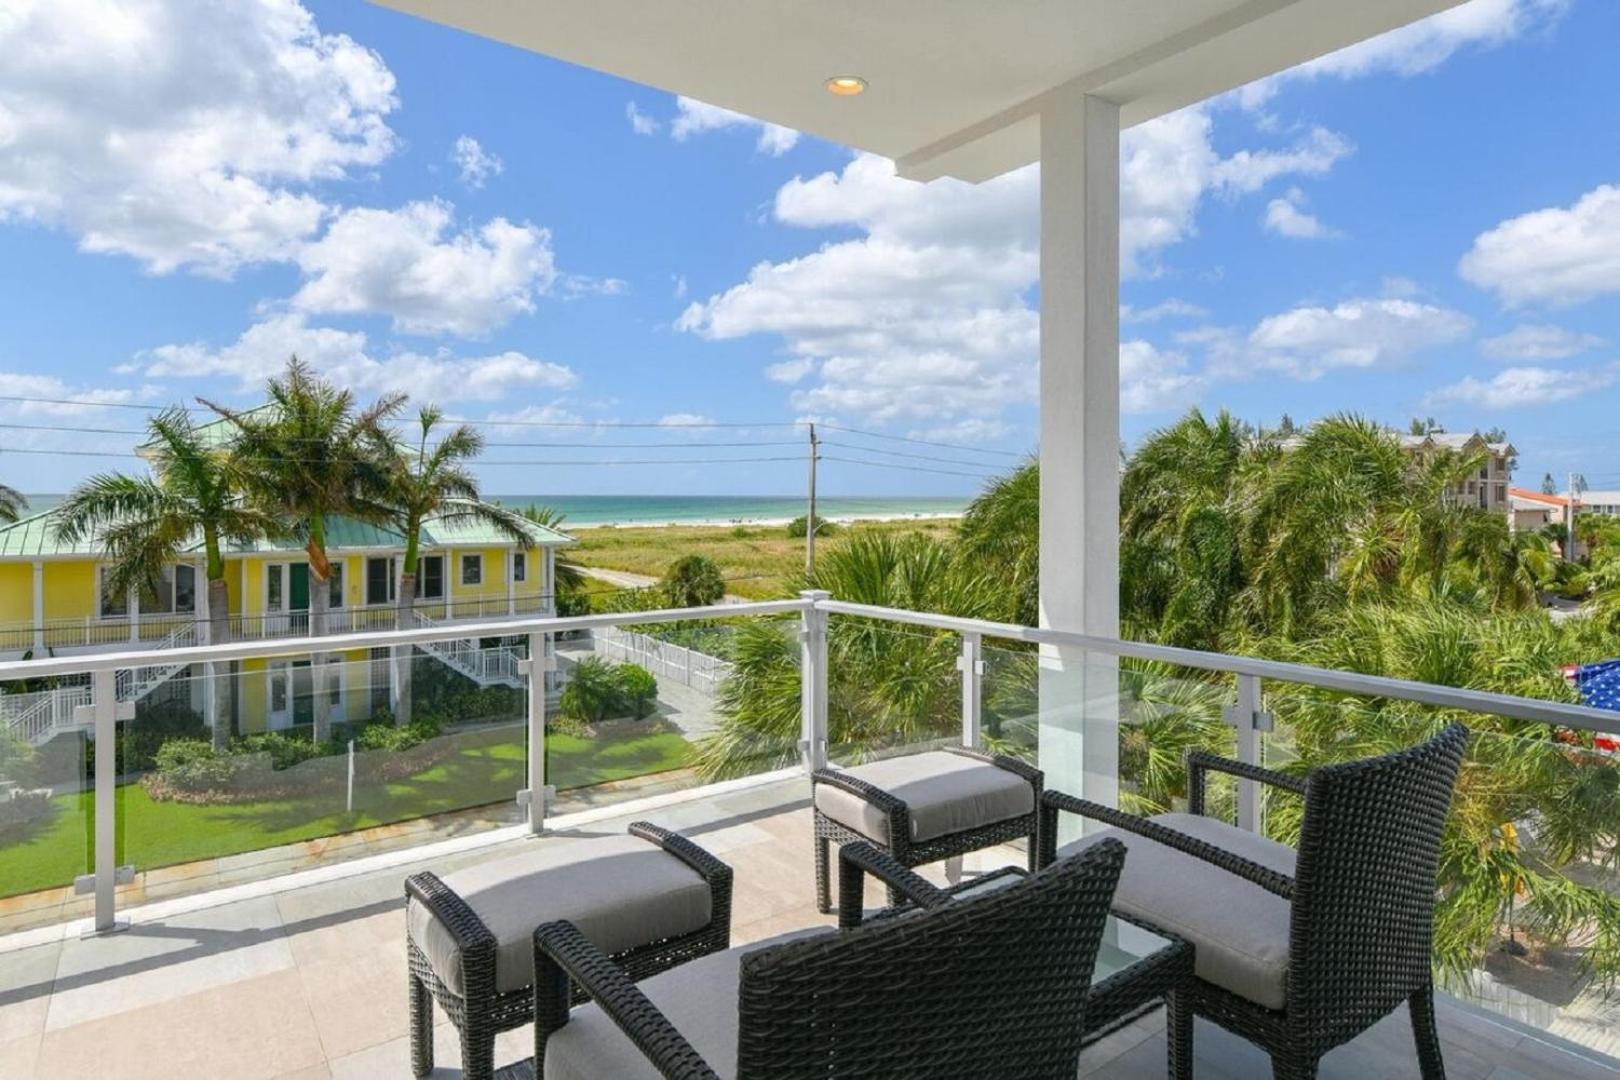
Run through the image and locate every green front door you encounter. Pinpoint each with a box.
[289,564,310,611]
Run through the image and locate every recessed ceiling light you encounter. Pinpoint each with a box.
[825,76,867,97]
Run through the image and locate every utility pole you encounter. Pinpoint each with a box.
[805,422,819,580]
[1567,472,1585,562]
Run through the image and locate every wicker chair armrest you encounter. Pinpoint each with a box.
[405,870,496,953]
[836,841,948,928]
[1039,791,1295,901]
[629,822,734,893]
[533,920,721,1080]
[944,745,1043,788]
[1185,750,1307,816]
[811,767,908,816]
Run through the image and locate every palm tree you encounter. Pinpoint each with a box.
[519,504,585,597]
[374,406,533,724]
[206,359,403,741]
[53,408,280,748]
[956,457,1038,626]
[0,482,25,525]
[695,531,1001,780]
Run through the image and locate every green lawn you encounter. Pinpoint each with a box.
[0,724,692,900]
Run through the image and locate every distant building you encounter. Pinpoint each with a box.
[1507,488,1583,559]
[1580,490,1620,517]
[1396,432,1514,512]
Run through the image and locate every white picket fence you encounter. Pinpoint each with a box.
[595,627,734,695]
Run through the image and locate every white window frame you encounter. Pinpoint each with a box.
[95,566,129,619]
[512,551,527,583]
[416,554,445,599]
[461,553,483,587]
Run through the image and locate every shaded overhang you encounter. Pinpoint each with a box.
[370,0,1462,182]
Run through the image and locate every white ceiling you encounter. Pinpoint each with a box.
[372,0,1462,182]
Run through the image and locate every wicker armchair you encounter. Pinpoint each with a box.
[1039,723,1469,1080]
[532,836,1128,1079]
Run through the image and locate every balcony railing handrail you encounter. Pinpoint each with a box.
[3,594,1617,735]
[817,599,1620,736]
[0,599,812,681]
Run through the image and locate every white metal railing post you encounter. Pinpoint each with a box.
[519,630,554,835]
[959,631,984,749]
[84,668,132,933]
[800,590,831,772]
[1223,673,1272,833]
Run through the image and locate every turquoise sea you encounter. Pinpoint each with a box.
[19,494,968,529]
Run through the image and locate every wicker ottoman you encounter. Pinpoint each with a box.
[404,821,731,1080]
[811,746,1041,913]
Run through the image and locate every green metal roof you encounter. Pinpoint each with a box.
[0,506,571,560]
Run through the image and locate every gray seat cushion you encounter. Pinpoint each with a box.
[544,928,834,1080]
[1058,813,1296,1010]
[406,833,714,996]
[814,751,1035,843]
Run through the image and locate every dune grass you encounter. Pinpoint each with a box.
[568,518,959,600]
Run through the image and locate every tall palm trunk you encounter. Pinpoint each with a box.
[394,569,416,726]
[309,566,331,742]
[207,577,232,751]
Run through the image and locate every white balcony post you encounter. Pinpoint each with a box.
[1224,674,1271,833]
[1037,88,1121,833]
[88,667,131,933]
[521,631,552,835]
[959,631,983,749]
[31,561,44,653]
[799,590,830,772]
[128,588,139,643]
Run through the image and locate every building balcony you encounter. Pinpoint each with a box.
[2,598,1618,1077]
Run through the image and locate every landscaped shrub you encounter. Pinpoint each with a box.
[786,514,838,539]
[618,664,658,719]
[558,658,660,724]
[660,554,725,608]
[0,730,39,787]
[151,738,243,790]
[229,731,324,771]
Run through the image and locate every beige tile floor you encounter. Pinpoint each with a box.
[0,777,1614,1079]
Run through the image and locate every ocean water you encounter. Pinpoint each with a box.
[18,493,968,529]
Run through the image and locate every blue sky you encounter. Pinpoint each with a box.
[1,0,1617,498]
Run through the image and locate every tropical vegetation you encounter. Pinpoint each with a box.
[0,481,25,525]
[698,410,1620,992]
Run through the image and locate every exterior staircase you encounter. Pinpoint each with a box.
[410,610,525,688]
[1,624,196,746]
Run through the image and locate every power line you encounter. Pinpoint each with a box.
[819,455,1000,480]
[818,422,1024,458]
[820,439,1014,470]
[0,421,802,450]
[0,447,812,467]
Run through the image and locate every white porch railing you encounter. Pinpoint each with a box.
[410,609,525,687]
[595,625,735,694]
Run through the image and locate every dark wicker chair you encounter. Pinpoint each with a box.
[531,836,1128,1079]
[405,822,732,1080]
[811,745,1042,913]
[1039,723,1469,1080]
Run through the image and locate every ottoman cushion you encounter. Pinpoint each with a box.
[815,751,1034,844]
[407,833,713,995]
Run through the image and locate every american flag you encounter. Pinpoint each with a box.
[1565,660,1620,754]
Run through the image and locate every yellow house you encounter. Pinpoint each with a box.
[0,506,572,742]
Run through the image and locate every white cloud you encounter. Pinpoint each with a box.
[679,111,1347,429]
[0,373,145,418]
[0,0,397,276]
[135,313,577,402]
[1236,297,1474,378]
[291,200,556,336]
[1121,299,1208,323]
[657,413,717,428]
[482,402,588,433]
[1480,323,1605,361]
[625,102,660,136]
[908,418,1014,444]
[672,275,689,300]
[451,136,502,189]
[1237,0,1567,107]
[1459,184,1620,308]
[561,274,628,298]
[669,96,799,156]
[1263,187,1340,239]
[765,359,816,384]
[1120,341,1205,413]
[1426,364,1617,410]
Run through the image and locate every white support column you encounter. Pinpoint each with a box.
[1037,89,1121,829]
[543,548,556,616]
[507,549,516,616]
[445,548,455,617]
[31,561,44,653]
[959,632,983,750]
[128,588,139,643]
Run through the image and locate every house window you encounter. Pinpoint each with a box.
[328,563,344,608]
[365,557,394,606]
[416,555,444,599]
[267,564,284,611]
[174,565,196,614]
[461,553,482,586]
[513,551,527,583]
[97,567,128,618]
